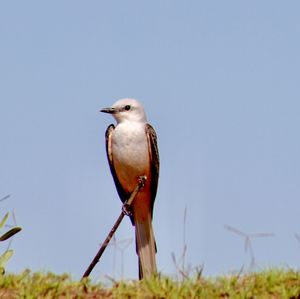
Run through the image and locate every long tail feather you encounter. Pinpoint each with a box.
[135,213,157,279]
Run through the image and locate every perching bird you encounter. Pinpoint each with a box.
[101,98,159,279]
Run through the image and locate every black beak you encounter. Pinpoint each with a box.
[100,107,116,114]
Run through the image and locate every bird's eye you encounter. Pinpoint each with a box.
[124,105,131,111]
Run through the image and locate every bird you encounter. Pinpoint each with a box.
[101,98,159,279]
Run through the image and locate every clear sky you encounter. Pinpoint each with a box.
[1,1,300,280]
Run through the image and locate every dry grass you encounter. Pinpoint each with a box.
[0,269,300,298]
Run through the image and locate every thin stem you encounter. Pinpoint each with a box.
[81,176,146,279]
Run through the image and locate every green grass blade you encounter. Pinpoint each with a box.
[0,250,13,267]
[0,213,9,229]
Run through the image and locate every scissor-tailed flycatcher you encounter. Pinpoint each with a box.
[101,98,159,279]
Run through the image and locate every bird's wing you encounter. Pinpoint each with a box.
[145,124,159,217]
[105,124,130,204]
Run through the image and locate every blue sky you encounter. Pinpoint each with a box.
[1,1,300,280]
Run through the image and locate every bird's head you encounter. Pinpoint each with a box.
[101,98,147,124]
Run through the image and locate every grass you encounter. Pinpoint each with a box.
[0,269,300,298]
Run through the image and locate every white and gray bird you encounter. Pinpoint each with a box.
[101,98,159,279]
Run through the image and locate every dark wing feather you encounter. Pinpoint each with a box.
[105,124,130,204]
[145,124,160,218]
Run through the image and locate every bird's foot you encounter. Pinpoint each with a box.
[122,204,132,217]
[138,176,147,188]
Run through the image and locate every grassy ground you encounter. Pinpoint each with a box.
[0,269,300,298]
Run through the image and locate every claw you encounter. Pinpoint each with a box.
[122,204,132,217]
[138,176,147,188]
[122,176,147,217]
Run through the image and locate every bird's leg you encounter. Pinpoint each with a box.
[122,204,132,216]
[138,175,147,188]
[122,176,147,217]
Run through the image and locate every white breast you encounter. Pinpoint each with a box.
[111,122,150,191]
